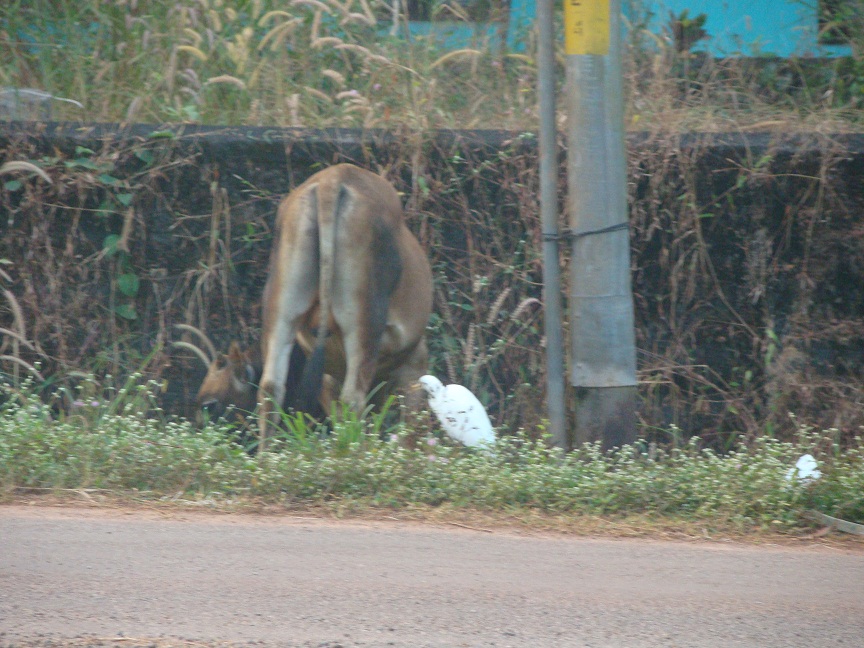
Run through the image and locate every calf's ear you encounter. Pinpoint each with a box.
[227,341,256,384]
[228,341,244,362]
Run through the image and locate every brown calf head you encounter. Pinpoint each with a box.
[174,324,330,426]
[196,341,258,420]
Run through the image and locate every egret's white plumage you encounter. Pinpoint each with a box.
[785,454,822,483]
[418,375,495,448]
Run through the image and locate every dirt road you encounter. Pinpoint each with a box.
[1,505,863,648]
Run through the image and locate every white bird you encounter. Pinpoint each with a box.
[418,375,495,448]
[785,454,822,483]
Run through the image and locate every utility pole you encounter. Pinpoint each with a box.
[537,0,567,449]
[564,0,638,449]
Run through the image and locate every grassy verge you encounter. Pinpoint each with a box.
[1,384,862,539]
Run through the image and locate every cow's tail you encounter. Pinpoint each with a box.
[298,173,345,412]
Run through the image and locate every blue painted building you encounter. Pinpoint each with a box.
[410,0,854,57]
[633,0,852,57]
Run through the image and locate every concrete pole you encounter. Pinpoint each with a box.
[565,0,638,450]
[537,0,568,449]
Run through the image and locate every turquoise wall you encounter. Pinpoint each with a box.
[409,0,853,57]
[636,0,852,57]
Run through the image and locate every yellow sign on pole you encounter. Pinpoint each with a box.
[563,0,610,55]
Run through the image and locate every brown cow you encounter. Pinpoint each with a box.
[256,164,432,448]
[181,165,433,449]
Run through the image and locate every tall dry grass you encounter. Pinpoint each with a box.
[2,0,864,131]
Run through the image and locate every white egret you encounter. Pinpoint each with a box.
[786,454,822,483]
[418,375,495,448]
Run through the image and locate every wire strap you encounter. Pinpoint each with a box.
[542,221,629,242]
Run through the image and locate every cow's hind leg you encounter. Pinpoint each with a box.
[258,201,320,449]
[338,329,381,413]
[334,217,401,413]
[335,279,393,412]
[258,326,297,445]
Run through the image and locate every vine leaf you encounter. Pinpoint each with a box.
[118,273,139,297]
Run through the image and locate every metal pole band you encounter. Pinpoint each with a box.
[542,221,629,242]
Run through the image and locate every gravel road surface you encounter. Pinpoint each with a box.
[1,505,863,647]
